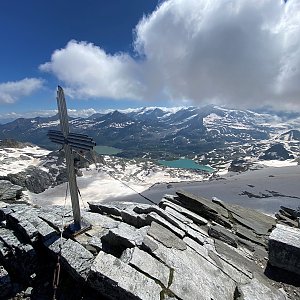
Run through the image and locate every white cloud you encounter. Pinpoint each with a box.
[0,108,101,124]
[40,0,300,110]
[40,41,143,100]
[0,78,44,104]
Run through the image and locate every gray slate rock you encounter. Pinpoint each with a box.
[0,227,37,281]
[219,202,276,236]
[48,238,94,282]
[83,211,120,229]
[142,235,159,253]
[120,208,148,228]
[103,222,148,248]
[214,240,254,280]
[121,247,170,287]
[148,235,236,300]
[209,224,238,247]
[0,180,23,201]
[239,277,287,300]
[88,201,140,217]
[280,206,300,220]
[160,199,208,225]
[276,212,299,228]
[269,224,300,276]
[208,250,251,284]
[146,212,185,238]
[147,221,187,250]
[88,251,161,300]
[175,190,232,228]
[235,223,266,247]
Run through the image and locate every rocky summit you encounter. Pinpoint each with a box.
[0,191,299,300]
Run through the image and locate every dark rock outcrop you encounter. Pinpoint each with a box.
[3,166,54,194]
[259,143,294,160]
[0,180,23,201]
[0,139,32,149]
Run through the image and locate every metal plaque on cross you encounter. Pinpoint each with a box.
[47,86,96,233]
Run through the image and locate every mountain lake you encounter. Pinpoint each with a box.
[158,159,215,173]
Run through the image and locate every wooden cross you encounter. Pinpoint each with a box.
[48,86,96,232]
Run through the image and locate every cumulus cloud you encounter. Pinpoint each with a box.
[40,0,300,110]
[40,41,143,100]
[0,78,44,104]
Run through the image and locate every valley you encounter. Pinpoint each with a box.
[0,105,299,214]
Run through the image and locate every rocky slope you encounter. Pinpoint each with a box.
[0,191,299,299]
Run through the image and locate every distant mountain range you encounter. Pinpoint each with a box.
[1,105,300,161]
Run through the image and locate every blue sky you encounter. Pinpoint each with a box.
[0,0,299,123]
[0,0,158,121]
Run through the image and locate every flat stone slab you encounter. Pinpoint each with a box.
[160,199,208,225]
[269,224,300,275]
[209,224,237,247]
[121,247,170,287]
[149,236,236,300]
[48,238,94,282]
[147,221,187,250]
[83,211,120,229]
[224,203,275,236]
[146,212,185,238]
[239,277,287,300]
[175,190,232,228]
[103,222,148,248]
[88,251,161,300]
[235,223,266,247]
[176,190,229,218]
[0,227,37,281]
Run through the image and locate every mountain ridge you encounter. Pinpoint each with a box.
[1,105,300,162]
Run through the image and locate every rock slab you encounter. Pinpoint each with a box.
[88,251,161,300]
[269,224,300,276]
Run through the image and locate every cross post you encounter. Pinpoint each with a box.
[48,86,96,233]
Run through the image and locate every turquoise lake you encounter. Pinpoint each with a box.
[158,159,215,173]
[94,146,123,155]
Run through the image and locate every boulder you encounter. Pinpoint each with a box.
[0,180,23,201]
[269,224,300,276]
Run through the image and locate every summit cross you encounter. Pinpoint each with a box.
[48,86,96,232]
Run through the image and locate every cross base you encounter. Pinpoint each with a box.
[64,219,92,237]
